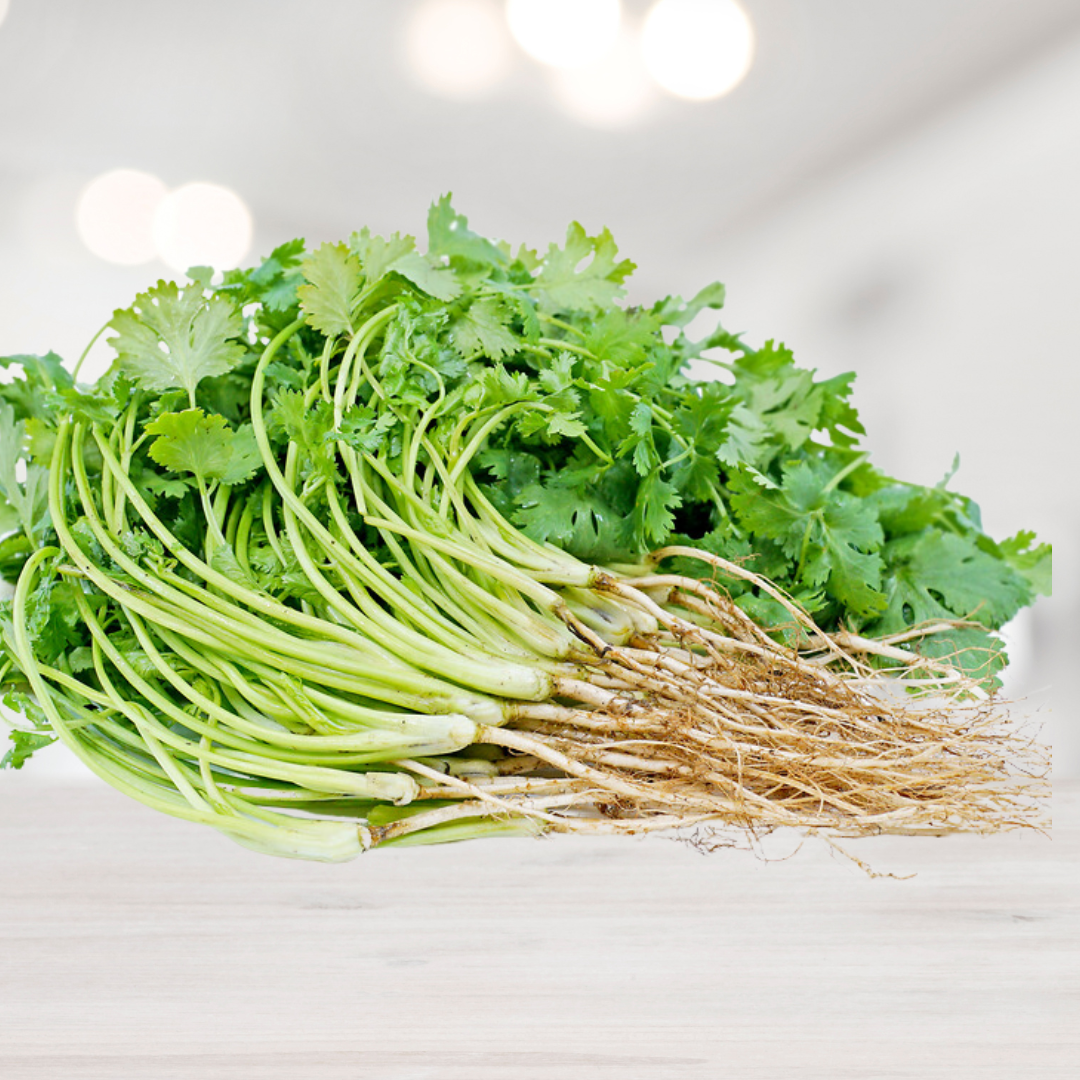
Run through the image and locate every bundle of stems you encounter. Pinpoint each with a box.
[7,311,1048,861]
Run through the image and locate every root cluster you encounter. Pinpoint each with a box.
[380,552,1049,846]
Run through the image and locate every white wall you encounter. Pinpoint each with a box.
[688,33,1080,775]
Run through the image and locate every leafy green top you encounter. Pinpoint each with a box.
[0,195,1052,702]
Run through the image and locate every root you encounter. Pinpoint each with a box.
[379,554,1048,848]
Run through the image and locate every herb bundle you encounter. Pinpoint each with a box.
[0,198,1051,859]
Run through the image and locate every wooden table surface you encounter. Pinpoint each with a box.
[1,770,1076,1080]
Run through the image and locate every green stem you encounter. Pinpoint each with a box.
[822,452,871,494]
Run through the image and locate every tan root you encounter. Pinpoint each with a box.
[394,553,1048,844]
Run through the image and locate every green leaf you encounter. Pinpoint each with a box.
[875,531,1031,632]
[631,470,681,551]
[267,392,336,480]
[389,252,462,302]
[652,281,726,328]
[816,371,864,447]
[350,228,416,280]
[297,242,363,337]
[146,409,261,487]
[734,339,796,377]
[730,459,886,618]
[209,545,261,592]
[332,406,397,455]
[451,298,520,360]
[245,239,306,312]
[0,500,19,536]
[109,281,247,401]
[513,480,623,560]
[617,402,659,477]
[716,404,769,469]
[582,308,660,367]
[533,223,635,314]
[748,369,822,451]
[545,411,588,440]
[537,352,577,395]
[138,470,193,500]
[0,404,49,539]
[907,625,1008,687]
[268,390,333,447]
[0,351,74,421]
[47,386,119,426]
[997,531,1052,598]
[1,729,56,770]
[427,195,506,268]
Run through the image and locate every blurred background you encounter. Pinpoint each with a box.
[1,0,1075,775]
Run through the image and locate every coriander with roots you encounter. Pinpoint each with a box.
[0,198,1051,860]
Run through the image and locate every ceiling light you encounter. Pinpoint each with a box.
[406,0,511,99]
[506,0,621,69]
[75,169,168,265]
[152,182,253,273]
[551,28,653,128]
[642,0,754,101]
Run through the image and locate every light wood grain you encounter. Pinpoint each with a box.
[1,771,1076,1080]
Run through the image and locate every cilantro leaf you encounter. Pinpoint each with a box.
[730,459,887,618]
[243,239,306,312]
[533,223,635,314]
[390,252,462,302]
[47,386,119,426]
[1,729,56,770]
[513,481,619,559]
[905,625,1009,686]
[0,404,49,540]
[267,391,337,480]
[873,531,1031,633]
[617,402,660,477]
[582,308,660,367]
[996,530,1052,598]
[297,242,363,337]
[427,194,506,268]
[733,339,796,377]
[631,470,682,551]
[349,229,463,302]
[0,351,73,421]
[331,405,397,455]
[716,404,769,469]
[146,409,261,487]
[652,281,727,328]
[350,228,416,281]
[109,281,247,403]
[451,298,520,361]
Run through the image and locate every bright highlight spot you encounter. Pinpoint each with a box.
[0,1,10,31]
[642,0,754,101]
[75,169,168,265]
[506,0,621,69]
[406,0,511,99]
[152,182,253,272]
[551,28,652,128]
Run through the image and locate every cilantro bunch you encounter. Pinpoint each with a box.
[0,197,1051,856]
[253,197,1045,679]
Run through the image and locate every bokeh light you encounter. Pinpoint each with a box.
[152,182,253,272]
[406,0,511,99]
[75,169,168,265]
[551,28,653,128]
[506,0,621,69]
[642,0,754,101]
